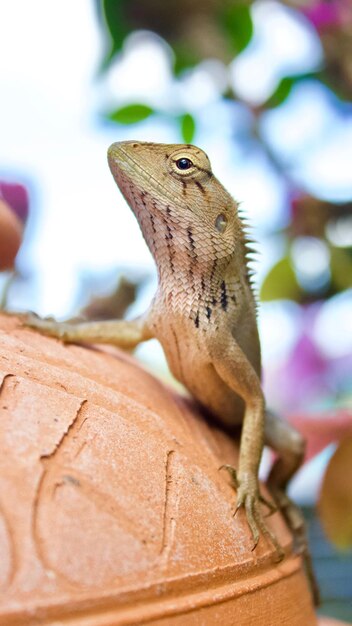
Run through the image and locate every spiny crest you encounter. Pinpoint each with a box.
[239,210,260,312]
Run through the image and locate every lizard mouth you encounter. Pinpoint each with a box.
[107,142,140,181]
[107,141,188,210]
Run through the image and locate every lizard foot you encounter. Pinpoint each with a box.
[268,483,320,605]
[220,464,284,562]
[22,312,71,340]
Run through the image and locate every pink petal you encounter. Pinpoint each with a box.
[290,410,352,462]
[0,182,29,224]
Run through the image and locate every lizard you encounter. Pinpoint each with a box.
[25,140,317,601]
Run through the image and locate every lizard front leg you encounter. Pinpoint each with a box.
[212,337,284,559]
[23,313,153,349]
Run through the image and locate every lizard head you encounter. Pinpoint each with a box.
[108,141,242,272]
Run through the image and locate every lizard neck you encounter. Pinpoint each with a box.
[147,209,239,274]
[117,178,253,318]
[146,211,249,320]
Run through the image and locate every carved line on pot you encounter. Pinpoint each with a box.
[0,317,188,441]
[159,449,178,565]
[0,350,288,591]
[0,373,17,590]
[31,399,181,588]
[32,399,146,590]
[0,345,184,445]
[31,400,89,589]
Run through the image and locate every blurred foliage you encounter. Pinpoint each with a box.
[99,0,255,72]
[94,0,352,556]
[220,3,253,54]
[179,113,196,143]
[262,73,318,108]
[108,103,154,124]
[107,103,197,142]
[96,0,352,306]
[261,256,302,301]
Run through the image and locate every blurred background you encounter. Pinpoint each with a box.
[0,0,351,619]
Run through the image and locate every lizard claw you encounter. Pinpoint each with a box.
[220,464,284,562]
[219,464,239,488]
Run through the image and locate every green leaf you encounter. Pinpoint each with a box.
[108,104,154,125]
[221,4,253,55]
[264,73,322,109]
[173,44,200,75]
[100,0,130,69]
[265,77,295,109]
[260,256,302,302]
[179,113,196,143]
[330,246,352,291]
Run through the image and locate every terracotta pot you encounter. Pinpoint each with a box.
[0,199,23,270]
[0,313,317,625]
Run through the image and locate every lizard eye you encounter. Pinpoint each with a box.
[215,213,228,233]
[176,158,193,170]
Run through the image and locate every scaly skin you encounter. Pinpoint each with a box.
[109,141,272,548]
[24,141,318,601]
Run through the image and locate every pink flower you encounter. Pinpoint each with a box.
[302,0,348,30]
[290,409,352,463]
[0,182,29,224]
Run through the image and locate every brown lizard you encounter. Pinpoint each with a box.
[25,141,317,600]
